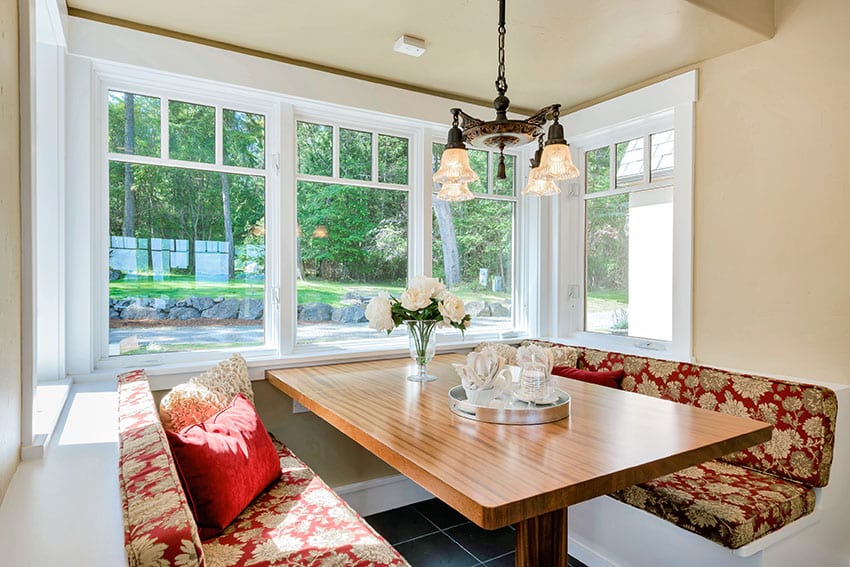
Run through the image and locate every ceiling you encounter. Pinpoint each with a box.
[66,0,774,114]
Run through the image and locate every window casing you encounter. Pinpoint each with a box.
[557,71,696,360]
[84,63,532,371]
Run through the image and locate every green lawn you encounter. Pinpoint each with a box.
[112,275,512,307]
[110,275,264,300]
[586,288,628,312]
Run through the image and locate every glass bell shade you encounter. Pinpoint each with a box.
[432,147,480,185]
[538,143,580,181]
[522,167,561,196]
[436,182,475,202]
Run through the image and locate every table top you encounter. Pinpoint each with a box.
[266,353,772,529]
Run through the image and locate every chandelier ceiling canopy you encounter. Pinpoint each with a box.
[433,0,580,201]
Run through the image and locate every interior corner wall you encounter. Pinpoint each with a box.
[693,0,850,383]
[0,0,23,501]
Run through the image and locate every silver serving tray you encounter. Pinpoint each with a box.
[448,385,570,425]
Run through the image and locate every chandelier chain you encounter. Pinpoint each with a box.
[496,22,507,95]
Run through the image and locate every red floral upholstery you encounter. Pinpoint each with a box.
[118,370,206,567]
[119,370,409,567]
[610,460,816,549]
[203,440,409,566]
[585,347,837,487]
[524,340,838,548]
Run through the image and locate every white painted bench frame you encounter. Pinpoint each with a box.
[566,382,850,567]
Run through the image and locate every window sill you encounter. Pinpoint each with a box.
[539,333,690,362]
[74,328,530,391]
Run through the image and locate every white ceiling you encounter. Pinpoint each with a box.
[66,0,774,114]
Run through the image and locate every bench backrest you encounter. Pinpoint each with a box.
[575,347,838,487]
[117,370,205,567]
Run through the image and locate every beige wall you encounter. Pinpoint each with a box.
[0,0,22,501]
[693,0,850,384]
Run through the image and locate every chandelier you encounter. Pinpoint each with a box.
[433,0,580,202]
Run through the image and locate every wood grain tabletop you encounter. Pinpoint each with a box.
[266,353,772,530]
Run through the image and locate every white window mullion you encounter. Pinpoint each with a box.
[332,125,340,178]
[215,105,224,166]
[161,98,169,159]
[371,130,379,183]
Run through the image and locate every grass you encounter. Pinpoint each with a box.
[111,275,512,306]
[586,288,628,312]
[110,274,264,300]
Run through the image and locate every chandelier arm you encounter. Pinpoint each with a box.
[456,109,485,130]
[525,104,561,127]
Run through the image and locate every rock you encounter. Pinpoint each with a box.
[121,305,161,320]
[109,308,121,319]
[487,302,511,317]
[167,306,201,320]
[201,298,242,319]
[109,269,122,281]
[186,296,215,311]
[332,305,367,324]
[465,301,486,317]
[298,302,333,321]
[214,296,225,303]
[342,290,365,302]
[239,299,264,320]
[115,298,135,310]
[152,298,175,312]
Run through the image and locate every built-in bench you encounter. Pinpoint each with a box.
[520,340,847,566]
[117,369,409,567]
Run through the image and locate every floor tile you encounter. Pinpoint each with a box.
[364,505,439,544]
[483,551,514,566]
[445,522,516,562]
[394,532,481,567]
[414,498,470,529]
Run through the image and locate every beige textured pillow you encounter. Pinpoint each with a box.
[190,353,254,403]
[519,340,579,368]
[159,353,254,431]
[160,382,228,431]
[473,342,518,365]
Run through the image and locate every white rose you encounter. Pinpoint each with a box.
[365,294,395,332]
[400,287,433,312]
[409,275,445,300]
[438,292,466,324]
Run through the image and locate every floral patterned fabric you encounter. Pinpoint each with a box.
[118,370,206,567]
[159,381,230,431]
[203,441,410,566]
[572,346,837,487]
[610,460,816,549]
[119,369,408,567]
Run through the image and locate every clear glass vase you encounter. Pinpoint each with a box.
[405,319,438,382]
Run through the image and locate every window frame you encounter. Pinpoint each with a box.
[556,71,696,360]
[91,65,283,369]
[428,136,529,338]
[80,62,536,373]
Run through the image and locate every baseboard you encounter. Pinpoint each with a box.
[334,474,433,517]
[569,533,620,567]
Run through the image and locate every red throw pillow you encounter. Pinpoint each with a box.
[552,366,625,389]
[166,394,281,539]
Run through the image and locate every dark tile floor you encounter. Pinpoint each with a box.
[364,499,588,567]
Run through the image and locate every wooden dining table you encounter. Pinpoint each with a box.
[266,353,772,567]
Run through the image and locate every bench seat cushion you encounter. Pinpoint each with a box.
[202,440,409,566]
[610,460,816,549]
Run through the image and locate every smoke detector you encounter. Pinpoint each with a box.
[393,35,426,57]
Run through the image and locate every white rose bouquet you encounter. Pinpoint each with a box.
[365,276,471,334]
[366,276,471,382]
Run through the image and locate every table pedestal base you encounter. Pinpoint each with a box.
[515,508,569,567]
